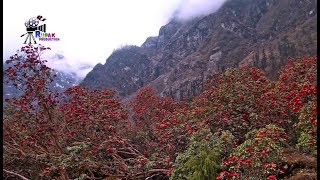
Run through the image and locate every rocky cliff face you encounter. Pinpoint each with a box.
[81,0,317,100]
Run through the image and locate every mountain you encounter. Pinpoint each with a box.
[45,52,94,79]
[81,0,317,100]
[50,71,81,91]
[3,51,89,100]
[3,67,80,100]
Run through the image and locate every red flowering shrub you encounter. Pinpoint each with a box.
[153,108,186,155]
[3,45,147,179]
[58,86,128,147]
[3,44,65,178]
[218,124,288,180]
[55,86,138,177]
[276,56,317,150]
[3,44,316,179]
[192,67,287,143]
[129,86,190,165]
[129,86,171,155]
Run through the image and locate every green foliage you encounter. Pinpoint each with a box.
[170,129,222,180]
[295,102,317,152]
[296,131,313,151]
[3,44,317,180]
[219,124,288,179]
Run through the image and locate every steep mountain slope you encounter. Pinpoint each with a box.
[81,0,317,100]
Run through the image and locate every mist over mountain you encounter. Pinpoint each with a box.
[3,64,80,100]
[2,52,83,100]
[81,0,317,100]
[171,0,227,21]
[43,52,94,79]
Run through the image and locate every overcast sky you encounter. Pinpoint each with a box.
[3,0,226,78]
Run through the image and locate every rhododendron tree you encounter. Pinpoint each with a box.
[3,44,317,179]
[129,86,190,165]
[3,45,155,179]
[218,124,288,180]
[3,44,65,178]
[154,106,195,159]
[192,67,287,142]
[276,56,317,150]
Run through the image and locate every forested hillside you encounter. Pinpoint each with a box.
[3,44,317,179]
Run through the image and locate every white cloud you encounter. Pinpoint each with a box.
[174,0,227,20]
[3,0,226,78]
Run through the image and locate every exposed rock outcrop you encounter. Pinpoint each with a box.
[81,0,317,100]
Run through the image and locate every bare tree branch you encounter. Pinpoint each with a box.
[3,169,30,180]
